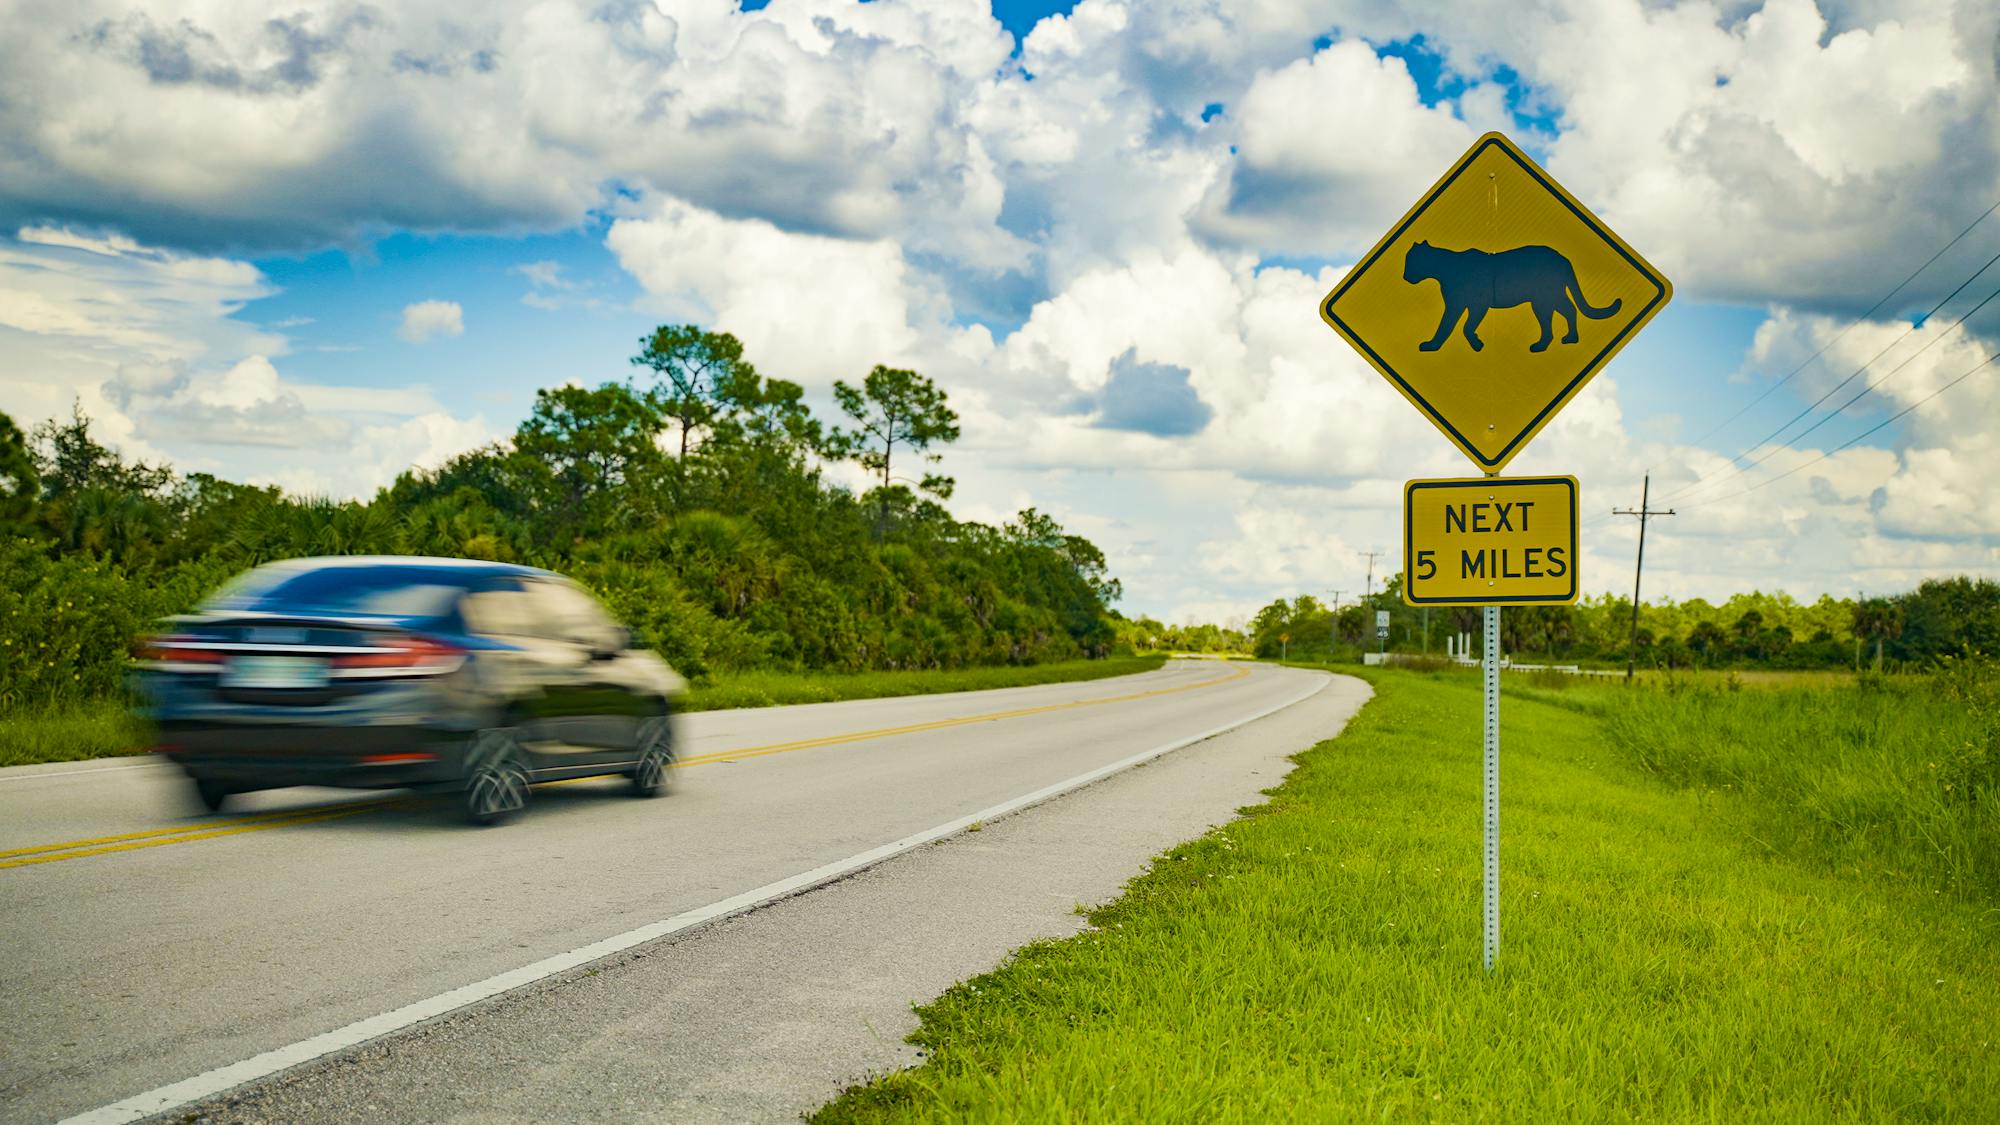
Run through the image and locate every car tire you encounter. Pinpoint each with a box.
[631,716,674,798]
[462,727,530,826]
[193,778,232,814]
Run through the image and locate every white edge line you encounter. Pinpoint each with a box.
[60,669,1332,1125]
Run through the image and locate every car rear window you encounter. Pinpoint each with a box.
[204,566,474,620]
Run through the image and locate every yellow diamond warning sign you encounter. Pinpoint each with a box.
[1404,476,1578,606]
[1321,133,1671,472]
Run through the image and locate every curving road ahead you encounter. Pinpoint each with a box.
[0,660,1367,1123]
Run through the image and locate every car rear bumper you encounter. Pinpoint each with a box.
[154,722,467,790]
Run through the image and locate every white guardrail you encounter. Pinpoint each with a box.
[1362,653,1622,677]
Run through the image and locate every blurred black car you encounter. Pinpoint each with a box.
[133,556,685,825]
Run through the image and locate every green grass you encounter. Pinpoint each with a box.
[815,664,2000,1122]
[1586,663,2000,902]
[0,656,1170,767]
[679,656,1167,712]
[0,700,151,767]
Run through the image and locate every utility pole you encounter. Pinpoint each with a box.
[1328,589,1344,650]
[1360,550,1385,658]
[1854,590,1864,672]
[1612,473,1675,681]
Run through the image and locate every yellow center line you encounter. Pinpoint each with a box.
[0,797,407,860]
[2,663,1253,869]
[672,664,1251,768]
[0,802,417,869]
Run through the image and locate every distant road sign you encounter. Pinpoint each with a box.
[1320,132,1671,472]
[1404,476,1578,605]
[1375,610,1390,640]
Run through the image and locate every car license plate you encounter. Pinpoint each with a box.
[223,655,330,689]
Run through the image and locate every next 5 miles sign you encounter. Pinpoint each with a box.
[1404,476,1579,606]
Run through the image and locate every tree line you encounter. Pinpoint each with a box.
[1245,575,2000,671]
[0,327,1129,712]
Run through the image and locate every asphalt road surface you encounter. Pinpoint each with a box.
[0,660,1368,1123]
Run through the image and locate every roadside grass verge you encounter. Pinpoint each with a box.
[1590,661,2000,902]
[0,656,1170,767]
[0,700,150,767]
[815,665,2000,1122]
[679,656,1167,712]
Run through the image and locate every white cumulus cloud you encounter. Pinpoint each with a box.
[397,300,463,344]
[607,195,986,385]
[0,228,495,496]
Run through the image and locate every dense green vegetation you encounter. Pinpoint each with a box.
[1105,615,1247,656]
[1247,576,2000,670]
[0,326,1132,723]
[816,663,2000,1121]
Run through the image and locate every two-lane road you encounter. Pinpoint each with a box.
[0,661,1366,1123]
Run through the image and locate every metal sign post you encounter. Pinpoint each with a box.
[1482,601,1500,973]
[1479,465,1503,975]
[1315,131,1674,973]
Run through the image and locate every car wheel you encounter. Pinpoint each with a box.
[631,716,674,798]
[462,728,530,826]
[193,779,232,814]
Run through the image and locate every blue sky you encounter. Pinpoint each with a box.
[245,227,657,424]
[991,0,1079,41]
[1,0,1994,622]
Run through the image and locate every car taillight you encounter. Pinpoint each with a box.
[134,636,225,664]
[332,635,465,672]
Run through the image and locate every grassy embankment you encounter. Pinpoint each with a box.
[0,655,1169,768]
[817,662,2000,1121]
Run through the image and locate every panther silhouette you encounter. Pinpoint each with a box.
[1402,241,1622,353]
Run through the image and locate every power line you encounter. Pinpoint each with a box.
[1777,285,2000,445]
[1687,346,2000,509]
[1660,248,2000,506]
[1745,251,2000,454]
[1672,278,2000,508]
[1675,193,2000,454]
[1579,195,2000,535]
